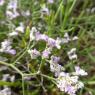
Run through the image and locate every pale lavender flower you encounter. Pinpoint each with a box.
[6,0,19,19]
[2,74,10,81]
[42,48,51,58]
[6,10,19,20]
[65,85,75,95]
[0,87,11,95]
[55,37,61,49]
[72,66,88,76]
[0,0,5,6]
[48,0,54,3]
[7,0,18,10]
[91,7,95,13]
[40,34,49,41]
[35,31,41,41]
[72,36,78,41]
[47,38,56,47]
[28,49,40,59]
[15,22,24,33]
[35,32,49,42]
[50,56,62,77]
[30,27,38,41]
[56,72,84,95]
[2,74,15,82]
[8,31,18,37]
[10,75,15,82]
[0,39,16,55]
[30,27,48,42]
[47,38,61,49]
[41,6,50,15]
[62,33,71,44]
[50,63,62,77]
[59,72,69,77]
[21,10,31,17]
[6,49,16,55]
[30,27,61,48]
[50,56,60,64]
[0,39,11,51]
[67,48,77,60]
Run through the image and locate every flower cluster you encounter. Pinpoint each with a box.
[6,0,19,20]
[50,56,62,77]
[0,73,15,95]
[8,22,25,37]
[28,27,88,95]
[0,87,11,95]
[30,27,62,49]
[56,72,84,95]
[1,0,30,20]
[56,66,88,95]
[29,27,78,58]
[0,39,16,55]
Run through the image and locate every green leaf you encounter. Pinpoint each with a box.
[24,26,30,40]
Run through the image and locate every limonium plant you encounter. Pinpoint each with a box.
[0,0,90,95]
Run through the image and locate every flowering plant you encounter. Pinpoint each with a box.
[0,0,92,95]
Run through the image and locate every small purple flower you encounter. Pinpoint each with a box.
[1,39,11,49]
[28,49,40,59]
[15,22,24,33]
[30,27,38,41]
[0,39,16,55]
[6,49,16,55]
[47,38,56,47]
[0,87,11,95]
[6,10,19,20]
[65,85,76,95]
[35,32,41,41]
[21,10,30,17]
[48,0,54,3]
[47,38,61,49]
[59,72,69,77]
[8,31,18,37]
[67,48,77,60]
[51,56,60,64]
[73,66,88,76]
[40,34,49,42]
[61,33,71,44]
[42,49,51,58]
[41,7,50,15]
[7,0,17,9]
[35,32,49,42]
[0,0,4,6]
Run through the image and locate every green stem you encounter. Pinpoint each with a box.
[13,42,34,65]
[22,76,25,95]
[24,71,40,76]
[68,0,77,16]
[13,49,27,65]
[61,0,77,31]
[0,61,23,76]
[85,81,95,85]
[40,73,56,84]
[51,0,63,24]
